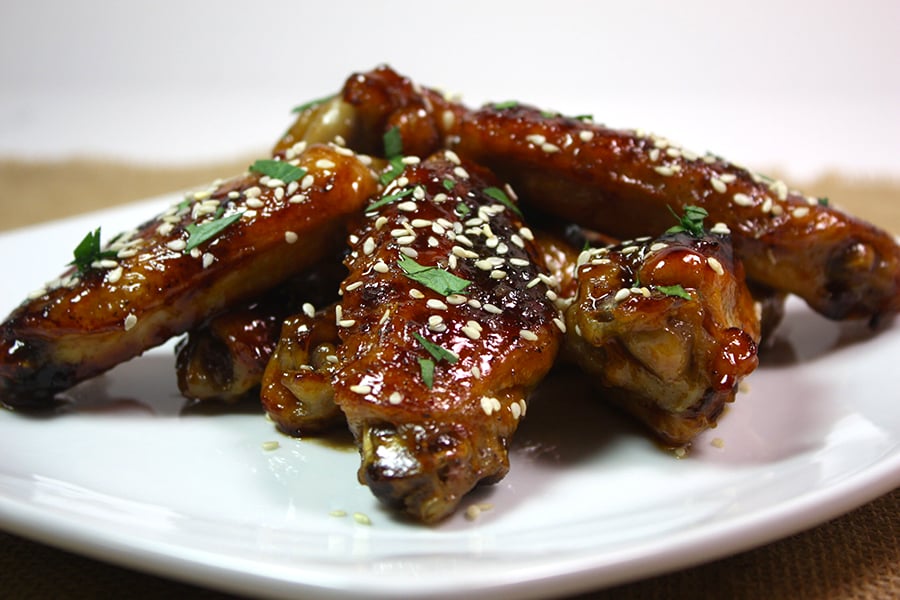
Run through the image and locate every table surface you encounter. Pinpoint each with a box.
[0,158,898,599]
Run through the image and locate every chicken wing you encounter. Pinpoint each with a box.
[327,66,900,322]
[0,144,378,409]
[326,150,562,522]
[175,263,345,403]
[566,225,760,446]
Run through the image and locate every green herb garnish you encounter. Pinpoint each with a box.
[290,94,335,114]
[383,126,403,158]
[657,284,692,300]
[491,100,519,110]
[184,212,244,252]
[666,205,708,237]
[418,358,436,389]
[442,178,456,191]
[249,159,307,184]
[69,228,118,275]
[540,110,560,119]
[573,114,594,122]
[412,332,459,364]
[398,255,471,296]
[818,196,829,207]
[379,156,406,185]
[367,187,414,212]
[455,202,471,216]
[483,186,522,216]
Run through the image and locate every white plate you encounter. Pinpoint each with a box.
[0,196,898,599]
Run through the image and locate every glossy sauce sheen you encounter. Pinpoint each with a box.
[0,144,378,408]
[566,232,760,446]
[331,152,562,522]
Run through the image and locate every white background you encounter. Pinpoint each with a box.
[1,0,898,180]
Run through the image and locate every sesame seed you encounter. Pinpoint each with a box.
[541,142,560,153]
[614,288,631,302]
[399,247,419,258]
[315,158,336,169]
[510,402,522,420]
[285,231,298,244]
[483,303,503,314]
[245,197,264,209]
[374,216,388,230]
[338,319,356,328]
[396,235,416,245]
[710,222,731,235]
[480,396,501,416]
[373,260,389,273]
[362,237,376,255]
[352,512,372,525]
[649,242,668,252]
[553,317,567,333]
[490,270,507,280]
[733,193,753,207]
[345,281,364,292]
[262,441,280,451]
[427,299,448,310]
[243,210,257,218]
[409,289,425,299]
[579,130,594,142]
[710,177,727,193]
[654,165,675,176]
[462,325,481,340]
[302,302,315,318]
[526,134,546,145]
[792,206,810,218]
[401,156,421,165]
[707,257,725,275]
[106,266,123,284]
[350,384,372,395]
[519,329,538,341]
[124,314,138,331]
[446,294,467,305]
[397,201,418,212]
[453,166,470,179]
[411,218,432,228]
[471,366,482,378]
[444,149,461,165]
[468,299,482,308]
[166,239,187,252]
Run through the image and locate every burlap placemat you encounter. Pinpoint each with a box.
[0,159,898,599]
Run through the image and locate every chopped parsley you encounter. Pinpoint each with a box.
[483,186,522,216]
[413,332,458,364]
[398,256,471,296]
[418,358,436,389]
[412,332,459,390]
[69,228,118,275]
[666,205,708,237]
[383,126,403,158]
[818,196,829,207]
[249,159,307,184]
[367,187,414,212]
[657,284,692,300]
[491,100,519,110]
[184,212,244,252]
[379,156,406,185]
[442,178,456,191]
[290,94,335,114]
[455,202,471,216]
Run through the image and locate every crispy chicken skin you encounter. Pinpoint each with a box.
[328,152,562,523]
[331,65,900,322]
[176,264,345,403]
[566,231,760,446]
[0,144,378,409]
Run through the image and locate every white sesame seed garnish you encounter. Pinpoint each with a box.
[345,281,364,292]
[519,329,538,341]
[166,239,187,252]
[553,317,567,333]
[399,247,419,258]
[106,266,123,284]
[792,206,810,219]
[462,325,481,340]
[362,237,376,256]
[396,235,416,245]
[769,179,789,201]
[710,177,727,194]
[453,166,470,180]
[124,313,138,331]
[373,260,389,273]
[262,441,280,451]
[315,158,336,169]
[519,227,534,241]
[302,302,315,318]
[350,384,372,395]
[654,165,675,177]
[733,193,753,207]
[446,294,467,305]
[444,149,461,165]
[649,242,668,252]
[707,257,725,275]
[710,222,731,235]
[284,231,298,244]
[718,173,737,183]
[490,270,507,280]
[388,392,403,405]
[338,319,356,328]
[467,299,482,309]
[614,288,631,302]
[397,201,418,212]
[541,142,560,153]
[426,299,448,310]
[579,130,594,142]
[526,134,546,145]
[409,288,425,299]
[483,303,503,315]
[300,174,315,190]
[480,396,501,416]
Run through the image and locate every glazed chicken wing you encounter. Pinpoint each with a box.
[0,144,378,408]
[324,151,562,522]
[326,65,900,323]
[566,226,761,446]
[176,263,345,403]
